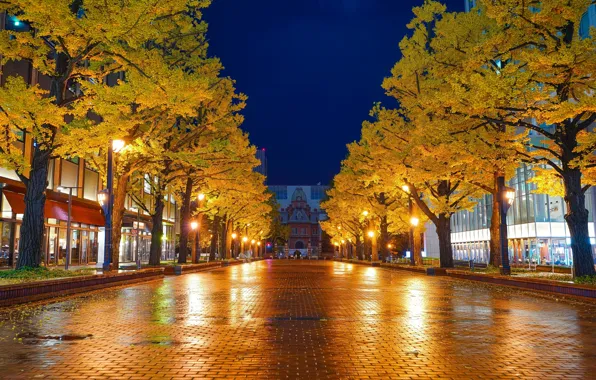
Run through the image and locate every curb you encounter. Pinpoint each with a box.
[343,259,596,301]
[0,268,165,307]
[446,270,596,301]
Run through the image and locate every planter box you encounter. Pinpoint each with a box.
[380,263,427,274]
[0,268,164,307]
[447,270,596,301]
[161,262,222,275]
[535,265,572,274]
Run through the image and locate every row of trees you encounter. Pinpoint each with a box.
[323,0,596,277]
[0,0,274,269]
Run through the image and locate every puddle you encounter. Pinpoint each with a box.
[16,332,92,345]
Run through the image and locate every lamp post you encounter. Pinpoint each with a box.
[367,230,378,261]
[401,185,416,265]
[57,185,81,270]
[194,193,205,263]
[410,216,420,265]
[497,177,515,275]
[361,211,369,260]
[191,221,199,262]
[98,139,125,272]
[231,232,238,258]
[242,236,248,256]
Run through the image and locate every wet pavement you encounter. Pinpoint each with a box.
[0,260,595,379]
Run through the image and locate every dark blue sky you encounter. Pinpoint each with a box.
[204,0,464,185]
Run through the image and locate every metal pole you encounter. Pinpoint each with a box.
[409,198,415,265]
[136,207,141,270]
[370,218,378,262]
[103,142,113,272]
[195,229,200,263]
[498,176,511,275]
[65,188,72,270]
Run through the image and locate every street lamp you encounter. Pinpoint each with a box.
[367,230,378,262]
[410,217,419,227]
[242,236,248,255]
[194,193,205,263]
[100,138,126,272]
[57,185,81,270]
[191,221,199,262]
[498,177,515,275]
[231,232,238,258]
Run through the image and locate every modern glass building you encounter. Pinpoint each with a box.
[451,166,596,266]
[451,1,596,266]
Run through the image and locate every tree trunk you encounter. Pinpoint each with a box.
[413,227,423,266]
[563,169,595,277]
[489,172,501,267]
[436,213,454,268]
[17,55,68,269]
[149,188,165,266]
[210,215,227,260]
[489,193,501,267]
[380,216,389,260]
[177,177,193,264]
[111,172,129,269]
[16,147,51,269]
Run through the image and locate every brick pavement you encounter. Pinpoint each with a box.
[0,261,594,379]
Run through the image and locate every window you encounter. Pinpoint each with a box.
[144,174,151,194]
[270,186,288,200]
[310,186,327,200]
[60,159,78,196]
[579,5,596,39]
[83,169,99,201]
[4,15,31,32]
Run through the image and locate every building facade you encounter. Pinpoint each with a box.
[270,185,328,256]
[0,12,178,268]
[255,148,267,183]
[451,2,596,266]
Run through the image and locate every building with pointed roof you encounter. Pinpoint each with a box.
[270,185,328,256]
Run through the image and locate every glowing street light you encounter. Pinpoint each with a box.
[367,230,375,238]
[498,177,516,275]
[242,236,248,243]
[231,233,238,239]
[198,193,206,201]
[191,221,199,230]
[410,217,420,227]
[112,139,126,153]
[100,139,126,272]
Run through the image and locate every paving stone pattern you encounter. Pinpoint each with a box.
[0,261,594,379]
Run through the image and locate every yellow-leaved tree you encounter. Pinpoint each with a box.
[0,0,211,268]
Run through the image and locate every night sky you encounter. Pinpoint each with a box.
[204,0,465,185]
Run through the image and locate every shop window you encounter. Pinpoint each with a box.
[83,168,99,201]
[60,159,78,196]
[548,197,565,222]
[47,159,55,190]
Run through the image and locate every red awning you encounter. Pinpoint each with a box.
[2,191,104,226]
[2,191,25,214]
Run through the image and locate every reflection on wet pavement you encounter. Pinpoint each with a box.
[0,261,594,379]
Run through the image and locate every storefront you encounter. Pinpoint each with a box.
[0,185,104,267]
